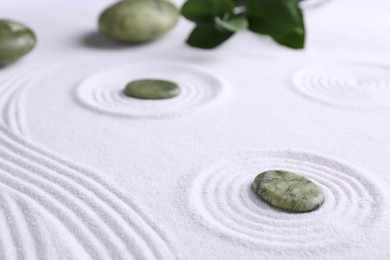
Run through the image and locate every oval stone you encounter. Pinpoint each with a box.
[98,0,179,43]
[0,19,36,65]
[252,170,324,212]
[124,79,180,100]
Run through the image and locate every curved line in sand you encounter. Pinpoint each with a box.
[189,150,383,252]
[292,63,390,109]
[0,65,178,260]
[75,62,231,119]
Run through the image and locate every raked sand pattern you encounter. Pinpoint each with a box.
[292,63,390,109]
[76,62,230,119]
[0,191,89,260]
[188,151,383,253]
[0,67,35,137]
[4,0,390,258]
[0,67,178,259]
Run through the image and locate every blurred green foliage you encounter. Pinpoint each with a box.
[181,0,305,49]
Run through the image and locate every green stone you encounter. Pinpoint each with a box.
[98,0,179,43]
[0,19,36,65]
[252,170,324,213]
[124,79,180,99]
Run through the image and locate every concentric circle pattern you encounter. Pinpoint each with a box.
[292,64,390,109]
[76,62,230,118]
[189,151,383,252]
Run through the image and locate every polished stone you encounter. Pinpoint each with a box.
[124,79,180,100]
[252,170,324,212]
[99,0,179,43]
[0,19,36,64]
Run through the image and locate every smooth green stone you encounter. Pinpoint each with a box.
[252,170,324,213]
[0,19,36,64]
[98,0,179,43]
[124,79,180,99]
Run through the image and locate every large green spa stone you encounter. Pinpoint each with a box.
[252,170,324,213]
[124,79,180,99]
[0,19,36,64]
[98,0,179,43]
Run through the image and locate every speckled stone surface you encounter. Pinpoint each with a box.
[98,0,179,43]
[0,19,36,64]
[124,79,181,100]
[252,170,325,212]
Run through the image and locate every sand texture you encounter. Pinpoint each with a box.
[1,0,390,259]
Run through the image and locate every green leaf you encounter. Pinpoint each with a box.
[181,0,235,24]
[181,0,214,24]
[244,0,305,49]
[215,14,248,32]
[273,21,305,49]
[210,0,236,17]
[186,24,234,49]
[231,0,245,6]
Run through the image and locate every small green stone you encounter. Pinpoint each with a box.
[0,19,36,65]
[98,0,179,43]
[124,79,180,100]
[252,170,324,213]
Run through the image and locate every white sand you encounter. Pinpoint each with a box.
[1,0,390,259]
